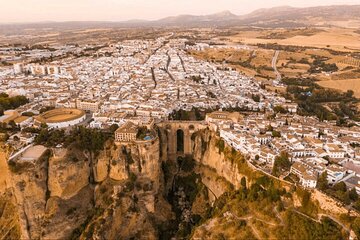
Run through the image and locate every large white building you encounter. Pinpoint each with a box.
[76,99,99,112]
[115,121,138,142]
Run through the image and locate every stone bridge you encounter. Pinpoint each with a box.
[157,121,208,159]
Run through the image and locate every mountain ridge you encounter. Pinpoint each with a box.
[1,5,360,28]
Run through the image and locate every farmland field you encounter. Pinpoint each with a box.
[318,79,360,98]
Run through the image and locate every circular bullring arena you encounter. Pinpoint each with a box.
[35,108,86,128]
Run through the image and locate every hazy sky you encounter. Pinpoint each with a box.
[1,0,359,23]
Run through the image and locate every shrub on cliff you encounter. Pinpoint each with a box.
[215,139,225,153]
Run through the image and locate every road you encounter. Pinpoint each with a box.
[272,50,281,81]
[177,53,186,72]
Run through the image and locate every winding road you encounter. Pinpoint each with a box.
[272,50,281,82]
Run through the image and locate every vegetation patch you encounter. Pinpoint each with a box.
[0,93,28,116]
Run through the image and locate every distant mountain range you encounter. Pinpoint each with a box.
[150,5,360,28]
[1,5,360,30]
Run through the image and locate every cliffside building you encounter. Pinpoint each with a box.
[115,121,138,142]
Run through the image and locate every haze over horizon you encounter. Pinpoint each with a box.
[1,0,359,23]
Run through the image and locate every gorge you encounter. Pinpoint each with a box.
[0,122,356,239]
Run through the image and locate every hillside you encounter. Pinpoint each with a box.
[1,5,360,31]
[1,127,360,239]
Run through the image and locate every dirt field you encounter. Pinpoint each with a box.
[318,79,360,98]
[229,28,360,52]
[193,27,360,95]
[190,48,276,80]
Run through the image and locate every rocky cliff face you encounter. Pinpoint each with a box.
[192,129,248,189]
[2,136,170,240]
[48,148,90,199]
[2,126,356,239]
[72,137,172,239]
[0,144,22,240]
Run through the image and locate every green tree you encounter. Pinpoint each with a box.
[316,171,328,191]
[241,177,247,189]
[272,130,281,138]
[215,139,225,153]
[352,217,360,239]
[251,94,260,102]
[349,188,358,201]
[266,124,273,132]
[8,120,17,129]
[333,181,347,192]
[109,124,119,133]
[273,105,287,114]
[272,151,291,177]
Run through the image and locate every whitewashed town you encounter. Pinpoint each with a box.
[1,36,360,196]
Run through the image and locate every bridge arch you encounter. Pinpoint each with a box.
[176,129,184,153]
[158,121,208,160]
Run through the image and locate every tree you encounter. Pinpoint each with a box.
[215,139,225,153]
[251,94,260,102]
[285,119,289,125]
[266,124,274,132]
[109,124,119,133]
[345,90,354,98]
[272,130,281,138]
[0,94,28,111]
[354,200,360,212]
[241,177,247,189]
[333,181,347,193]
[277,201,285,212]
[273,105,287,114]
[40,106,55,114]
[352,217,360,240]
[22,112,35,117]
[349,188,358,201]
[8,120,17,129]
[272,151,291,177]
[317,171,328,191]
[300,189,312,210]
[136,126,149,139]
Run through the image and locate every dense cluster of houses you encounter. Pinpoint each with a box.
[1,38,289,125]
[207,111,360,192]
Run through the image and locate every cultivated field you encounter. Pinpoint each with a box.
[228,28,360,52]
[318,79,360,98]
[190,26,360,98]
[189,48,276,80]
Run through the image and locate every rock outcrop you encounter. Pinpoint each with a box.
[48,148,90,199]
[192,130,247,189]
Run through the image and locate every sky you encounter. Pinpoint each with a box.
[0,0,359,23]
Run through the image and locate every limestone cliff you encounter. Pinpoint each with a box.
[2,125,356,240]
[72,137,173,239]
[192,129,250,189]
[48,148,90,199]
[3,135,170,240]
[0,144,22,240]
